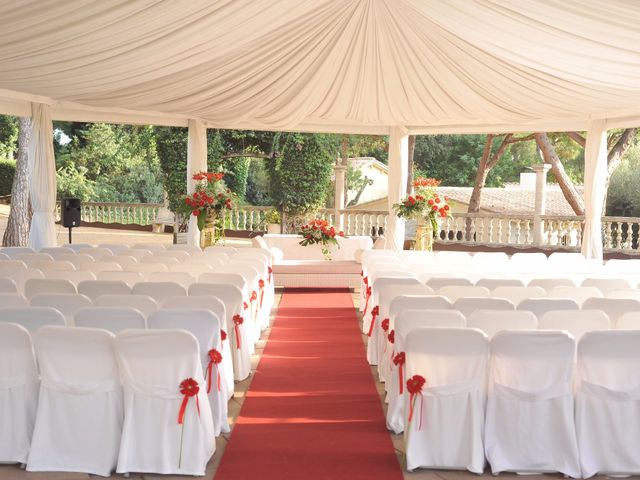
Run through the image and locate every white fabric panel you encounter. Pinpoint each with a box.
[27,103,57,250]
[262,234,372,261]
[386,126,408,252]
[576,331,640,477]
[581,120,609,261]
[74,307,146,335]
[485,331,580,477]
[28,326,122,476]
[1,2,640,132]
[186,119,207,247]
[114,329,214,476]
[404,328,488,473]
[0,323,38,464]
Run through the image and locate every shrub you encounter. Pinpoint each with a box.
[0,159,16,195]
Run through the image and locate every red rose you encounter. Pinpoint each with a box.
[233,314,244,325]
[393,352,405,366]
[428,199,434,206]
[208,348,222,364]
[381,318,390,332]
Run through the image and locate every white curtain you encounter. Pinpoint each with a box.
[387,126,409,252]
[186,119,207,246]
[28,102,57,250]
[581,120,608,260]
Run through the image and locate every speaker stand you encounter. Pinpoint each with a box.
[68,227,73,244]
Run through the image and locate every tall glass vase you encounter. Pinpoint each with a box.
[414,217,434,251]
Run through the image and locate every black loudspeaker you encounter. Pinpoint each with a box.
[61,198,81,228]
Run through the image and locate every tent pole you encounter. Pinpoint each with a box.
[186,119,208,247]
[386,126,409,252]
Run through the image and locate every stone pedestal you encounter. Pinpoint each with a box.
[532,163,552,245]
[333,163,347,231]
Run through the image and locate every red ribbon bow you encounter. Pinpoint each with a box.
[178,378,201,425]
[367,305,379,337]
[268,266,273,282]
[363,286,372,313]
[220,329,227,342]
[243,301,249,310]
[259,279,265,308]
[393,352,406,393]
[233,314,244,349]
[407,375,426,430]
[388,329,395,344]
[206,349,223,393]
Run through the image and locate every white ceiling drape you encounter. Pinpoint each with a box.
[0,0,638,133]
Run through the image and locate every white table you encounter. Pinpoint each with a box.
[263,234,373,261]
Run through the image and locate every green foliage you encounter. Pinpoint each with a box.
[0,116,18,160]
[155,126,188,212]
[246,158,273,205]
[223,157,250,199]
[273,133,337,215]
[264,209,281,224]
[56,165,98,201]
[0,159,16,195]
[607,145,640,216]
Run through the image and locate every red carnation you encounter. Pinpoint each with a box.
[393,352,405,366]
[233,314,244,325]
[208,348,222,364]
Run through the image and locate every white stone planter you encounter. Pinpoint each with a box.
[266,224,282,234]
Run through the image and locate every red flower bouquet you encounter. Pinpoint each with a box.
[298,218,345,260]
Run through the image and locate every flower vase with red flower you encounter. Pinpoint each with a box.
[393,177,452,251]
[298,218,345,261]
[179,172,235,248]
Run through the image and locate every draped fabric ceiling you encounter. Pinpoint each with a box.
[0,0,639,134]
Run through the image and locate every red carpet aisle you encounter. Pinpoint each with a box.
[214,288,403,480]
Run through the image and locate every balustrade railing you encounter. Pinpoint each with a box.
[55,202,163,226]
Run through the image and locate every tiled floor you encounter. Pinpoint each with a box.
[2,289,638,480]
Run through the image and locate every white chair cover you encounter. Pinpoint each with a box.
[148,271,196,289]
[608,289,640,301]
[436,285,490,303]
[121,248,153,260]
[548,286,603,306]
[616,311,640,330]
[386,309,465,434]
[140,256,179,266]
[167,245,202,254]
[509,252,549,274]
[125,263,169,275]
[528,278,577,289]
[44,270,97,285]
[0,292,27,307]
[29,293,93,325]
[78,280,132,300]
[24,278,76,299]
[491,286,546,306]
[163,296,234,397]
[581,277,633,295]
[404,327,488,473]
[75,307,146,334]
[153,250,190,262]
[425,277,473,290]
[0,307,65,332]
[32,260,75,272]
[27,326,122,476]
[582,297,640,325]
[467,310,538,338]
[77,247,114,260]
[57,254,94,268]
[131,243,166,252]
[96,270,145,286]
[475,278,525,289]
[0,247,36,259]
[539,310,610,343]
[0,278,19,294]
[109,255,139,268]
[62,243,93,253]
[132,281,186,302]
[97,244,130,255]
[95,294,159,318]
[576,331,640,477]
[517,297,579,318]
[485,331,580,477]
[148,309,229,436]
[452,297,514,317]
[361,270,416,331]
[169,263,213,277]
[189,283,251,381]
[0,260,28,270]
[114,329,214,475]
[0,268,45,294]
[0,323,38,464]
[79,261,123,273]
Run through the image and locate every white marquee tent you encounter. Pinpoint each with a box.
[0,0,639,257]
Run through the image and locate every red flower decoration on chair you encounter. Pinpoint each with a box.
[393,352,406,393]
[251,291,257,301]
[387,329,395,344]
[363,285,372,313]
[381,318,390,332]
[367,305,380,337]
[206,349,223,393]
[393,352,405,366]
[243,302,249,310]
[178,378,200,424]
[233,314,244,349]
[220,329,227,341]
[406,374,427,429]
[259,279,265,288]
[268,266,273,282]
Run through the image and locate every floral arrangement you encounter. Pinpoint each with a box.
[179,171,234,243]
[298,218,345,260]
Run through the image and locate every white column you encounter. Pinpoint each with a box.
[28,103,57,250]
[186,119,207,246]
[333,160,347,231]
[581,119,608,260]
[386,126,409,252]
[532,164,551,245]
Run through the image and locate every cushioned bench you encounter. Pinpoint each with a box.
[272,260,361,288]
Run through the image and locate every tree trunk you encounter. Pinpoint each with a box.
[602,128,637,215]
[3,117,32,246]
[407,135,416,194]
[534,132,585,216]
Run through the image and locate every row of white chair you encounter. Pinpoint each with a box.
[397,326,640,478]
[0,323,218,476]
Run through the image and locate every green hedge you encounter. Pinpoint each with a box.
[0,159,15,195]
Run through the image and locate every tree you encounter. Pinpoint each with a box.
[0,115,18,160]
[3,117,32,246]
[155,126,188,213]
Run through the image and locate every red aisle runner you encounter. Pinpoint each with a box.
[214,288,403,480]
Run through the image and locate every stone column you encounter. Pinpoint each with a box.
[532,163,552,245]
[333,159,347,231]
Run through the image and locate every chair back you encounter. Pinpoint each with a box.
[0,306,66,332]
[453,297,514,317]
[78,280,131,300]
[94,294,159,318]
[467,310,537,338]
[75,307,146,334]
[132,281,186,302]
[539,310,610,342]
